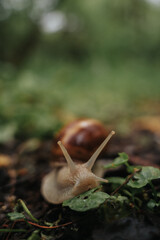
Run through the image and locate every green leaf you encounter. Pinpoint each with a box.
[147,199,160,209]
[115,195,129,204]
[105,195,129,210]
[119,153,129,160]
[108,177,125,185]
[7,212,25,221]
[63,188,110,212]
[27,230,40,240]
[104,152,128,169]
[147,199,157,209]
[128,166,160,188]
[41,233,54,240]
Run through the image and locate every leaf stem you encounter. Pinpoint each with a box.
[149,181,157,201]
[27,220,73,229]
[111,168,141,196]
[0,229,26,232]
[125,162,133,173]
[18,199,39,223]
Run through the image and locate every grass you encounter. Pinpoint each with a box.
[0,56,160,141]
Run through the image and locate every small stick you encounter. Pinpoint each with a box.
[5,221,16,240]
[1,219,73,233]
[27,220,73,229]
[111,168,141,196]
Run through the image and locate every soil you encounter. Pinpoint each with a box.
[0,129,160,240]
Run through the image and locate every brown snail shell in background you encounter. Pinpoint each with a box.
[52,119,109,164]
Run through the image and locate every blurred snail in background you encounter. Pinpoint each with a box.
[41,119,115,204]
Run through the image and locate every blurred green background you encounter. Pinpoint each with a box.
[0,0,160,142]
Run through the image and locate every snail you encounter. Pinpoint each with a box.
[41,119,115,204]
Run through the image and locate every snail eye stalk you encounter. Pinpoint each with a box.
[58,141,76,173]
[84,131,115,170]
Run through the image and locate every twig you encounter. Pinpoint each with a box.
[26,220,73,229]
[5,221,16,240]
[111,168,141,196]
[0,219,73,234]
[2,225,9,228]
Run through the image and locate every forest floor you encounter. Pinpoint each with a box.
[0,123,160,240]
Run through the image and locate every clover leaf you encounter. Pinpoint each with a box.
[104,152,128,169]
[128,166,160,188]
[7,212,25,221]
[63,188,110,212]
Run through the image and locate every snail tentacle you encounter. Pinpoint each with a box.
[57,141,76,173]
[84,131,115,170]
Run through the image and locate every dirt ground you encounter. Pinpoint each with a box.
[0,127,160,240]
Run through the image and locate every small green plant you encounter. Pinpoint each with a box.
[63,187,110,212]
[63,153,160,212]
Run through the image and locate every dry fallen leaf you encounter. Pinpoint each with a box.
[0,154,12,167]
[133,116,160,135]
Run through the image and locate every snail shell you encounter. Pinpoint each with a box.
[52,119,109,164]
[41,119,115,204]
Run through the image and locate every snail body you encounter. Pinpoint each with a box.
[41,119,115,204]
